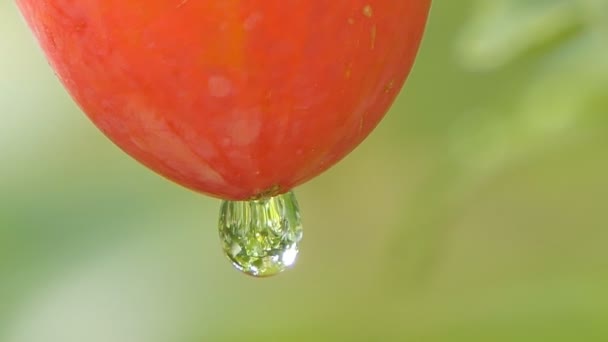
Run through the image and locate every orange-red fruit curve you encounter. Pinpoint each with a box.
[17,0,431,200]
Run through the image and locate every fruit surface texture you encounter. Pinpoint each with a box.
[17,0,431,200]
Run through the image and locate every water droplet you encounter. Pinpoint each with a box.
[218,191,303,277]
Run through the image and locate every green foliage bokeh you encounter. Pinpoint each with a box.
[1,1,607,341]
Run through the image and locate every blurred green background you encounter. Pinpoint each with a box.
[1,1,608,341]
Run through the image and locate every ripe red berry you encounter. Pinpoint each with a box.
[17,1,431,200]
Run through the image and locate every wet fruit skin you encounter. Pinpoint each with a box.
[17,1,431,200]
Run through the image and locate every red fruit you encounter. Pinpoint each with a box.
[17,1,430,200]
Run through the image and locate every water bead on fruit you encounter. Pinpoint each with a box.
[16,1,431,277]
[218,192,303,277]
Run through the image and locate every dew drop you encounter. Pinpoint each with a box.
[218,191,303,277]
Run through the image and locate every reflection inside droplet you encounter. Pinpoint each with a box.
[218,191,303,277]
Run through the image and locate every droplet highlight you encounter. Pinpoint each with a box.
[218,191,303,277]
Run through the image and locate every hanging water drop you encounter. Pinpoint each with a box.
[218,191,303,277]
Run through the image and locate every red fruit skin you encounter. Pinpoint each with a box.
[17,0,431,200]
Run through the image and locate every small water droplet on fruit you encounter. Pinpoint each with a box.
[218,191,303,277]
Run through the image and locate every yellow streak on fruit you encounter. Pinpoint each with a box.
[201,0,245,68]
